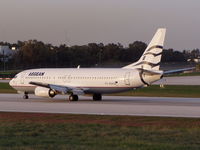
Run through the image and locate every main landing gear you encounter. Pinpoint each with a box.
[23,92,29,99]
[68,94,102,101]
[69,94,79,101]
[93,94,102,101]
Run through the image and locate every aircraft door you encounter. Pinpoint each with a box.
[124,72,130,85]
[20,72,25,84]
[63,75,71,83]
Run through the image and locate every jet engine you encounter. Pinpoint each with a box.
[34,87,56,98]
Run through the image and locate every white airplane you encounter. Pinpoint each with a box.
[9,28,193,101]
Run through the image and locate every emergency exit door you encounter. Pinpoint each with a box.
[124,72,130,85]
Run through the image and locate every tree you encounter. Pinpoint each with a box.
[0,39,193,70]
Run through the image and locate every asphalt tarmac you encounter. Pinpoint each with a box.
[154,76,200,85]
[0,80,10,83]
[0,94,200,118]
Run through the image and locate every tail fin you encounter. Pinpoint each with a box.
[123,28,166,71]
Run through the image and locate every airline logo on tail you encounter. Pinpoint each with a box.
[134,45,163,68]
[123,28,166,71]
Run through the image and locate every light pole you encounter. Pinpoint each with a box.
[3,50,5,71]
[99,49,102,67]
[51,47,57,68]
[55,49,58,68]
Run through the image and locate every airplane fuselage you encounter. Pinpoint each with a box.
[10,68,151,95]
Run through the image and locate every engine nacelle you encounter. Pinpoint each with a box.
[34,87,56,98]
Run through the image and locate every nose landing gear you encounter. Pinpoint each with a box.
[23,92,29,99]
[69,94,79,101]
[93,94,102,101]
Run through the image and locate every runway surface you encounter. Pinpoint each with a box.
[0,80,10,83]
[154,76,200,85]
[0,94,200,118]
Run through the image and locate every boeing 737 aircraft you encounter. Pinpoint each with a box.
[9,28,193,101]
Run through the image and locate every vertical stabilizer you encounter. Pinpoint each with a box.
[123,28,166,71]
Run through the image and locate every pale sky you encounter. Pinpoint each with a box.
[0,0,199,50]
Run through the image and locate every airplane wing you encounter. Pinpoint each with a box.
[163,67,195,75]
[29,81,86,95]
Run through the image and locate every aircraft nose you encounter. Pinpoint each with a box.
[9,79,13,87]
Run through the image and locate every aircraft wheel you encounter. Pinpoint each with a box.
[93,94,102,101]
[69,94,79,101]
[23,94,29,99]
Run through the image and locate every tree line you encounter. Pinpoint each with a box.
[0,40,198,70]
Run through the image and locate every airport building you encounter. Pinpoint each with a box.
[0,46,16,62]
[0,46,14,55]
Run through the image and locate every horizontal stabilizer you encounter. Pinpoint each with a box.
[164,67,195,75]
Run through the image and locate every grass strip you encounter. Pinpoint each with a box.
[0,82,17,93]
[113,85,200,98]
[0,112,200,150]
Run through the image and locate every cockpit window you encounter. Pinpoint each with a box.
[14,75,17,78]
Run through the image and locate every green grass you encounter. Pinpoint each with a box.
[0,82,17,93]
[1,82,200,97]
[0,113,200,150]
[0,70,20,78]
[112,85,200,98]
